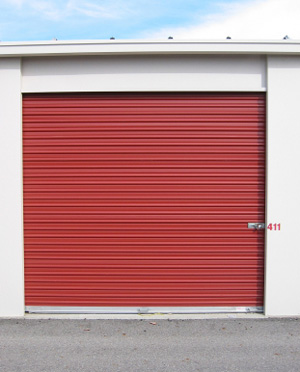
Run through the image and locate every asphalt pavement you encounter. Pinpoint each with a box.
[0,318,299,372]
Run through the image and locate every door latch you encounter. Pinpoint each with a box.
[248,223,265,230]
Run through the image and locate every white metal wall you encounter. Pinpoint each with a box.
[0,53,299,316]
[0,58,24,317]
[265,56,300,316]
[22,55,266,92]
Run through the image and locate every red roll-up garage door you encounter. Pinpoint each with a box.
[23,93,265,311]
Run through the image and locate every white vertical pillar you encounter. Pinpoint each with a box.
[0,58,24,317]
[265,56,300,316]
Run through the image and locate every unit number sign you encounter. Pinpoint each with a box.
[267,223,281,231]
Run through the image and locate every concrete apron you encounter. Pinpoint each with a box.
[19,313,269,320]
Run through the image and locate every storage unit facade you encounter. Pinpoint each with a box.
[0,40,300,316]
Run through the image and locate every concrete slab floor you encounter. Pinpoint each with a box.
[0,317,299,372]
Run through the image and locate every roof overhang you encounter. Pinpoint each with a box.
[0,39,300,57]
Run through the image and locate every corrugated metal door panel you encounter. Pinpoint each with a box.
[23,92,265,307]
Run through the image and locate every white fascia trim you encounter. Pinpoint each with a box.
[0,40,300,57]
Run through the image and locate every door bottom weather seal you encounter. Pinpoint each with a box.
[25,306,263,314]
